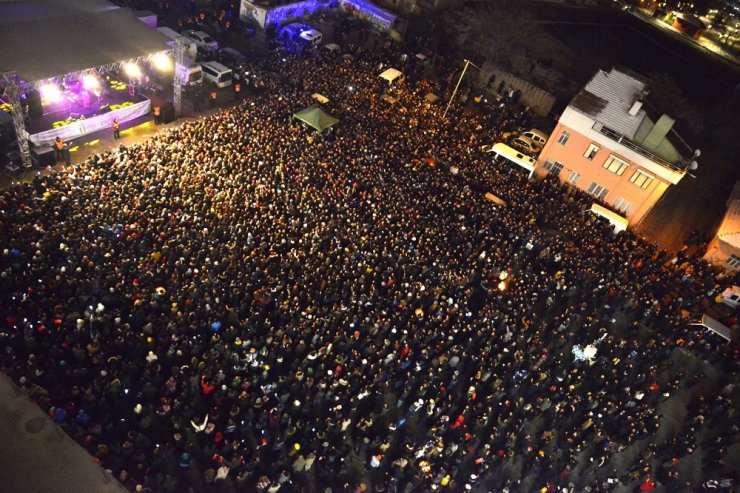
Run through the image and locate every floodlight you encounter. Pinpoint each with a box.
[82,74,100,91]
[124,63,142,79]
[39,83,63,102]
[152,53,173,72]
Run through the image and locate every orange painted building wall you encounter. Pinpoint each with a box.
[537,122,671,226]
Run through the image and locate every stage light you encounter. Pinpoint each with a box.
[124,63,142,79]
[39,83,63,103]
[498,281,507,291]
[152,53,172,72]
[82,74,100,91]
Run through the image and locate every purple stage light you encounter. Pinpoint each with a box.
[266,0,326,29]
[39,83,63,103]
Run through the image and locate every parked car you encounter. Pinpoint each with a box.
[321,43,341,57]
[278,23,322,51]
[183,30,219,55]
[156,27,198,61]
[521,129,549,148]
[298,28,322,48]
[218,47,247,68]
[175,58,203,88]
[510,135,541,155]
[200,61,233,88]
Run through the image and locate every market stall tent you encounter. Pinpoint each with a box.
[379,68,404,85]
[292,107,339,133]
[690,315,732,343]
[311,93,329,104]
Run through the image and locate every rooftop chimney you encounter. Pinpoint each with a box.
[641,114,675,150]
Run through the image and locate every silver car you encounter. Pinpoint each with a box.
[183,30,218,55]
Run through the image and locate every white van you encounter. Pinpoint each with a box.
[200,61,233,88]
[298,28,322,48]
[156,27,198,61]
[175,58,203,88]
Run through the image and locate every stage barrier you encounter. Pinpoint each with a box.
[29,99,151,146]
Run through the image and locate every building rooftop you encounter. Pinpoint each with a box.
[573,67,648,139]
[568,67,693,169]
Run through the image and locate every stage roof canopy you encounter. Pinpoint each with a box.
[0,0,169,82]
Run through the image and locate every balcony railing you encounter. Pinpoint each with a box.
[593,124,688,172]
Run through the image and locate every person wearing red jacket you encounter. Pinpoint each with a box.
[639,477,656,491]
[200,376,215,395]
[450,414,465,430]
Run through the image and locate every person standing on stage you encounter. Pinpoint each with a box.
[210,90,217,108]
[113,119,120,139]
[153,105,161,125]
[54,137,65,162]
[233,82,241,101]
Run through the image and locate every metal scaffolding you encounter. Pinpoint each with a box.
[1,72,31,167]
[173,38,188,117]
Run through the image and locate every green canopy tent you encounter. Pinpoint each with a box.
[292,107,339,133]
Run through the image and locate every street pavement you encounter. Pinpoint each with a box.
[0,374,126,493]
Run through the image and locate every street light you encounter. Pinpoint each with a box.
[443,59,483,120]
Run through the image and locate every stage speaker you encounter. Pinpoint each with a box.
[30,145,55,168]
[27,90,43,120]
[161,103,175,124]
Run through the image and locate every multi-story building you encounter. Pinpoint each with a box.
[704,182,740,271]
[536,67,696,227]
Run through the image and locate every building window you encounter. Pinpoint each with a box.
[612,197,634,215]
[602,155,629,176]
[587,182,609,200]
[543,159,564,177]
[726,254,740,269]
[567,171,580,185]
[557,131,570,145]
[629,170,654,189]
[584,143,600,160]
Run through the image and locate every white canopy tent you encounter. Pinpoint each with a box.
[312,93,329,104]
[379,67,404,85]
[690,315,732,342]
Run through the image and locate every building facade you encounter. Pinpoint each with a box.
[536,68,694,227]
[704,182,740,271]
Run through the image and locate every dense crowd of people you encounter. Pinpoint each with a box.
[1,32,738,493]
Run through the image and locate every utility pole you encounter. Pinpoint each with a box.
[443,59,482,120]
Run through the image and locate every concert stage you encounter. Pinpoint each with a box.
[26,79,151,147]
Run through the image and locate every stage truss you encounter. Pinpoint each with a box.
[2,49,172,167]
